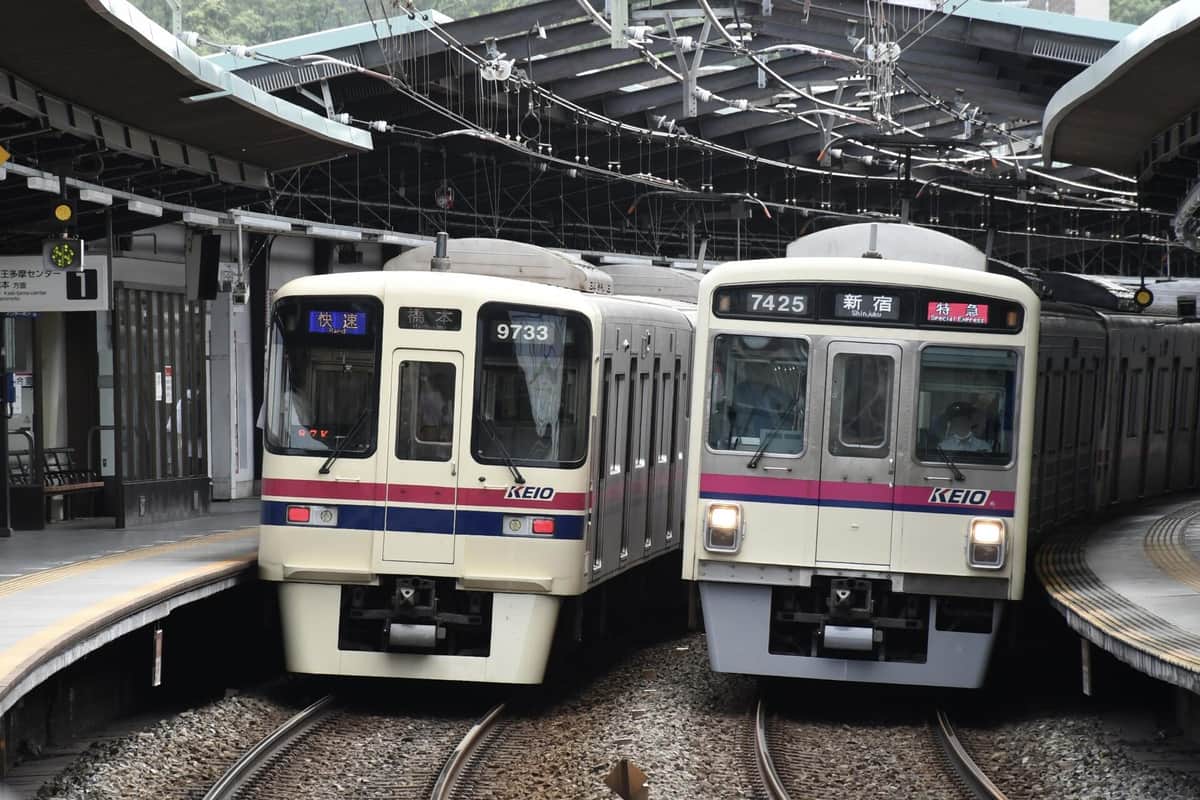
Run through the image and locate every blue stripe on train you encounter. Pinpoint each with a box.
[261,501,585,539]
[699,492,1014,517]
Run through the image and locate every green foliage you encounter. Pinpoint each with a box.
[1110,0,1174,25]
[129,0,517,45]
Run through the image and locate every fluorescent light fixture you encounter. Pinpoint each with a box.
[231,213,293,234]
[183,210,220,226]
[79,189,113,206]
[128,199,163,217]
[307,224,362,242]
[27,175,60,194]
[376,232,428,246]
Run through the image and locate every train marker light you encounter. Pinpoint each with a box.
[531,518,556,535]
[287,505,311,523]
[705,503,742,552]
[968,518,1005,569]
[1134,286,1154,309]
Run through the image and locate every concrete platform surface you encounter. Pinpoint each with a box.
[1038,496,1200,693]
[0,500,260,719]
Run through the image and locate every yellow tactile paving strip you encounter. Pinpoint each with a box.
[0,529,257,712]
[1143,507,1200,593]
[1037,504,1200,679]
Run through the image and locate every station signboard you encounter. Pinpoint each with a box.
[0,247,109,313]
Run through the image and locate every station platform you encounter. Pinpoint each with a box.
[0,499,259,719]
[1038,496,1200,693]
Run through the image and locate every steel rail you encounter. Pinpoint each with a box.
[429,703,506,800]
[753,697,791,800]
[202,695,337,800]
[932,709,1009,800]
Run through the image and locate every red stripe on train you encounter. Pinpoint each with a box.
[260,478,587,510]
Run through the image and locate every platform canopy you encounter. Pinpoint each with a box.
[0,0,371,172]
[1043,1,1200,176]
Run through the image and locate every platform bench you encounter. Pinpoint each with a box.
[9,447,103,520]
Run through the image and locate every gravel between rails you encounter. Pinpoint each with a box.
[35,694,298,800]
[761,707,967,800]
[235,707,477,800]
[449,632,760,800]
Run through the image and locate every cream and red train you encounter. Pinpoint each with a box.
[259,239,693,683]
[683,223,1200,688]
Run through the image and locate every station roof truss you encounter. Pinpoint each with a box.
[214,0,1190,275]
[0,0,1193,278]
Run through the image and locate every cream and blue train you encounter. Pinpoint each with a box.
[258,239,693,683]
[682,223,1200,688]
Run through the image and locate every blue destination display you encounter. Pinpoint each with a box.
[308,310,369,335]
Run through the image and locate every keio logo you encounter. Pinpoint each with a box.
[504,485,557,501]
[928,488,991,506]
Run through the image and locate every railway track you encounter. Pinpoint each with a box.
[751,697,1009,800]
[201,696,498,800]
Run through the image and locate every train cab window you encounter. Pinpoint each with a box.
[472,304,591,468]
[264,296,382,457]
[707,335,808,455]
[916,347,1017,466]
[395,361,455,462]
[829,354,893,457]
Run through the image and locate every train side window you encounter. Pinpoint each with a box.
[829,353,893,456]
[1181,367,1194,432]
[395,361,455,462]
[915,347,1017,466]
[1126,369,1142,438]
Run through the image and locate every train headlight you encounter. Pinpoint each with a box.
[705,503,742,553]
[967,518,1006,569]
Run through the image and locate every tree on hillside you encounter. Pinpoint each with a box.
[131,0,520,44]
[1110,0,1174,25]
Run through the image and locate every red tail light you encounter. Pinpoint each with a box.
[531,518,555,535]
[287,505,311,523]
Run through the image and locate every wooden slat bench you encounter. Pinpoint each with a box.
[9,447,103,520]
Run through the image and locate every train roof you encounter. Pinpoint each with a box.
[383,237,613,295]
[701,257,1040,306]
[600,262,703,302]
[786,223,987,271]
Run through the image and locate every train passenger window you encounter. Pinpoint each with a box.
[706,335,808,455]
[472,304,592,468]
[264,296,382,457]
[915,347,1017,466]
[395,361,455,462]
[829,354,893,457]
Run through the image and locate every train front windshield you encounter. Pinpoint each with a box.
[265,296,382,457]
[472,303,591,468]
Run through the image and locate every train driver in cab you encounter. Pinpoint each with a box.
[939,401,993,453]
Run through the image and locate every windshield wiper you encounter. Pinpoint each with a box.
[747,397,801,469]
[319,407,371,475]
[934,444,966,482]
[479,416,525,485]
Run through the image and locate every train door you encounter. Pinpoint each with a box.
[382,349,463,564]
[815,342,901,565]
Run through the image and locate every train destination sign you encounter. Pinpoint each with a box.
[398,306,462,331]
[308,310,369,335]
[927,301,989,325]
[833,292,902,321]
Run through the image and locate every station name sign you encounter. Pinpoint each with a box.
[0,247,108,313]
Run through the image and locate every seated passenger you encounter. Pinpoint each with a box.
[939,401,993,453]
